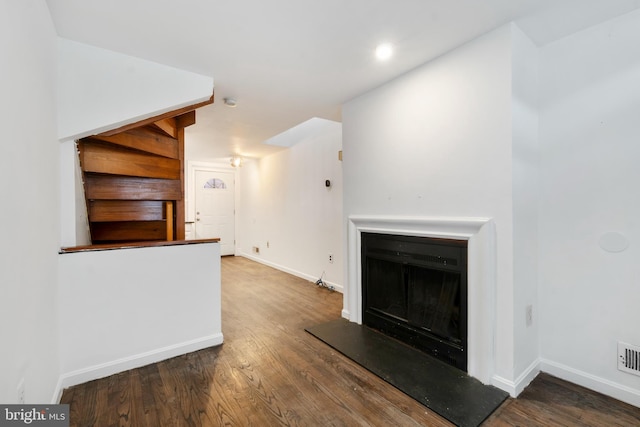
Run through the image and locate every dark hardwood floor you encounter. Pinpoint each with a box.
[61,256,640,426]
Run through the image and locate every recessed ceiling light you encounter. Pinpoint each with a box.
[375,43,393,61]
[223,97,237,107]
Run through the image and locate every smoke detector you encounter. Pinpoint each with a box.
[223,97,237,108]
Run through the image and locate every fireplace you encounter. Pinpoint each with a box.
[345,215,497,385]
[362,232,467,370]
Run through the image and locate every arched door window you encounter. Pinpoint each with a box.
[204,178,226,189]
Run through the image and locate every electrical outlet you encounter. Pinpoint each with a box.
[252,246,260,254]
[526,305,533,327]
[17,379,25,404]
[328,253,333,263]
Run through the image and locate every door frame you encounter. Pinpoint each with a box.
[186,161,236,252]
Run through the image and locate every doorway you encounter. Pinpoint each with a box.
[194,169,235,255]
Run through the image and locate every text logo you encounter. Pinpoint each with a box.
[0,405,68,427]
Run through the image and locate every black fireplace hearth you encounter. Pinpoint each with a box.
[362,232,467,370]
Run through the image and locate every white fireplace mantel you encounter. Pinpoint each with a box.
[344,215,497,385]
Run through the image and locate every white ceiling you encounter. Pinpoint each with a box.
[46,0,640,160]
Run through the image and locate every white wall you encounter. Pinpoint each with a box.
[58,243,223,388]
[511,25,540,388]
[57,38,214,142]
[0,0,60,403]
[342,25,518,385]
[538,9,640,406]
[237,119,343,290]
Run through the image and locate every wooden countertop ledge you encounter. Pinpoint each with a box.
[59,238,220,254]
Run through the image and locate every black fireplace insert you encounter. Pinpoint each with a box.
[362,232,467,370]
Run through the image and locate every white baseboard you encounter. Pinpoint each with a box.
[540,358,640,408]
[491,375,516,397]
[492,359,540,397]
[54,333,224,400]
[515,359,541,396]
[238,252,344,293]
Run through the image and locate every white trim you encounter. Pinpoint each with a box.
[540,358,640,408]
[238,252,344,293]
[492,359,540,397]
[57,334,223,391]
[51,376,65,404]
[345,215,497,386]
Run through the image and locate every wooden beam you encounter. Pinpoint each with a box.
[98,93,214,137]
[59,238,220,253]
[165,202,174,241]
[176,111,196,129]
[152,118,178,138]
[175,127,186,240]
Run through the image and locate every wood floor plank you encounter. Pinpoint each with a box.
[137,363,175,427]
[195,349,243,426]
[60,256,640,426]
[114,372,133,427]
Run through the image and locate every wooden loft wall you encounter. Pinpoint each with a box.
[78,98,211,244]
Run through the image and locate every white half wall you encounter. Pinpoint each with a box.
[236,119,343,290]
[0,0,61,404]
[57,38,214,141]
[538,9,640,407]
[58,243,223,390]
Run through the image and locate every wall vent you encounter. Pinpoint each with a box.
[618,342,640,376]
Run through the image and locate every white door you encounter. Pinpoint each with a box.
[195,170,235,255]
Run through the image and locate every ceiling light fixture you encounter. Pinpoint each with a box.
[223,97,237,107]
[230,155,243,167]
[375,43,393,61]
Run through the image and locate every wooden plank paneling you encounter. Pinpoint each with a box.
[80,141,180,179]
[91,221,166,242]
[89,129,179,159]
[77,98,210,243]
[89,200,165,222]
[84,175,181,201]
